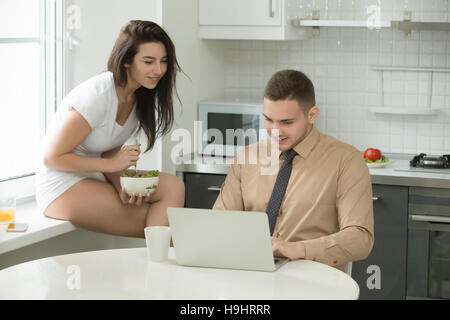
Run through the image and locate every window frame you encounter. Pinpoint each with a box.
[0,0,64,202]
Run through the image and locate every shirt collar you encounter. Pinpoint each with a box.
[277,125,320,160]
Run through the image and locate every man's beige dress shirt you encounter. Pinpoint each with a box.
[213,126,374,272]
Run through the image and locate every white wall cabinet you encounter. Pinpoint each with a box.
[199,0,307,40]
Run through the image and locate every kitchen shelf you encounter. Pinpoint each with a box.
[369,65,450,116]
[291,19,391,28]
[370,107,439,115]
[291,9,450,32]
[372,66,450,73]
[391,21,450,32]
[292,19,450,31]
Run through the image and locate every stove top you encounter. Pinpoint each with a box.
[410,153,450,169]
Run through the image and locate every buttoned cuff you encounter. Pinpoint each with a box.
[301,237,339,266]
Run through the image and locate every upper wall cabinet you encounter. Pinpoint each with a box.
[198,0,308,40]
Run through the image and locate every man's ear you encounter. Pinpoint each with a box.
[308,106,320,124]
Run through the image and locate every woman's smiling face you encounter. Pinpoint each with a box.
[125,41,168,90]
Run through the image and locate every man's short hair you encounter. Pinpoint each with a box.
[264,70,316,114]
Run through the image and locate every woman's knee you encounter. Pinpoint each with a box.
[160,173,185,201]
[172,175,185,197]
[169,175,185,204]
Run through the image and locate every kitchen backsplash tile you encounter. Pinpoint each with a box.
[224,0,450,155]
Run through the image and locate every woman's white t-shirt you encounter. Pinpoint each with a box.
[35,71,138,211]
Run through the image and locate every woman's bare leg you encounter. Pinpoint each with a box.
[144,173,185,226]
[44,173,185,238]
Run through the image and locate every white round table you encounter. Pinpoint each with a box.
[0,248,359,299]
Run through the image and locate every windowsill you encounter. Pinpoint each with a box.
[0,198,76,255]
[0,174,37,203]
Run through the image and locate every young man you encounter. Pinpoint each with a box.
[213,70,374,272]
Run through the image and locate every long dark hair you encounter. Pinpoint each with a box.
[107,20,181,152]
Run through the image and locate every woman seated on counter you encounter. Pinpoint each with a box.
[35,20,185,238]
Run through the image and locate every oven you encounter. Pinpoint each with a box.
[407,187,450,300]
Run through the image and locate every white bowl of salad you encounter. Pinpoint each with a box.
[120,169,159,195]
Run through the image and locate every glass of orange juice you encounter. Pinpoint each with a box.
[0,196,15,224]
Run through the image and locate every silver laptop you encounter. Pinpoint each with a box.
[167,207,289,272]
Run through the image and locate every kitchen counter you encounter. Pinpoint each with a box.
[175,153,450,189]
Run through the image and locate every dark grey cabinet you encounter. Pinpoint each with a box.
[183,173,226,209]
[351,184,409,300]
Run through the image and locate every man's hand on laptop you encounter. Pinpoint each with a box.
[271,237,306,260]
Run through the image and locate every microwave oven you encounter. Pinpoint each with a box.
[197,99,268,157]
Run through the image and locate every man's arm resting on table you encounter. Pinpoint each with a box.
[300,149,374,267]
[300,226,374,266]
[271,225,373,265]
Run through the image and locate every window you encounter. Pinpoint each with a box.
[0,0,62,199]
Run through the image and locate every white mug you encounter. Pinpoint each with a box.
[144,226,171,262]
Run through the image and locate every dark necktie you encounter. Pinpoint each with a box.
[266,148,297,236]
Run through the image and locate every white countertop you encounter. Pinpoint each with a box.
[176,154,450,188]
[369,158,450,177]
[0,200,75,255]
[368,159,450,188]
[0,247,359,300]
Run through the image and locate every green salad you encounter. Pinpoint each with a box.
[122,170,159,178]
[140,170,159,177]
[364,155,389,164]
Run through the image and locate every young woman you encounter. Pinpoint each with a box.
[35,20,185,238]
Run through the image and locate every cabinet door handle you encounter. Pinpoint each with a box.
[410,214,450,224]
[270,0,277,17]
[372,196,380,201]
[207,186,221,192]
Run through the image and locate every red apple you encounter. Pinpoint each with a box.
[363,148,382,162]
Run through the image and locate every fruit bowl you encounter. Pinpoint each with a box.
[120,169,159,195]
[362,148,393,168]
[366,160,395,168]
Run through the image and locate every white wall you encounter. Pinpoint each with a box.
[64,0,162,170]
[161,0,226,174]
[222,0,450,155]
[65,0,227,174]
[66,0,160,88]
